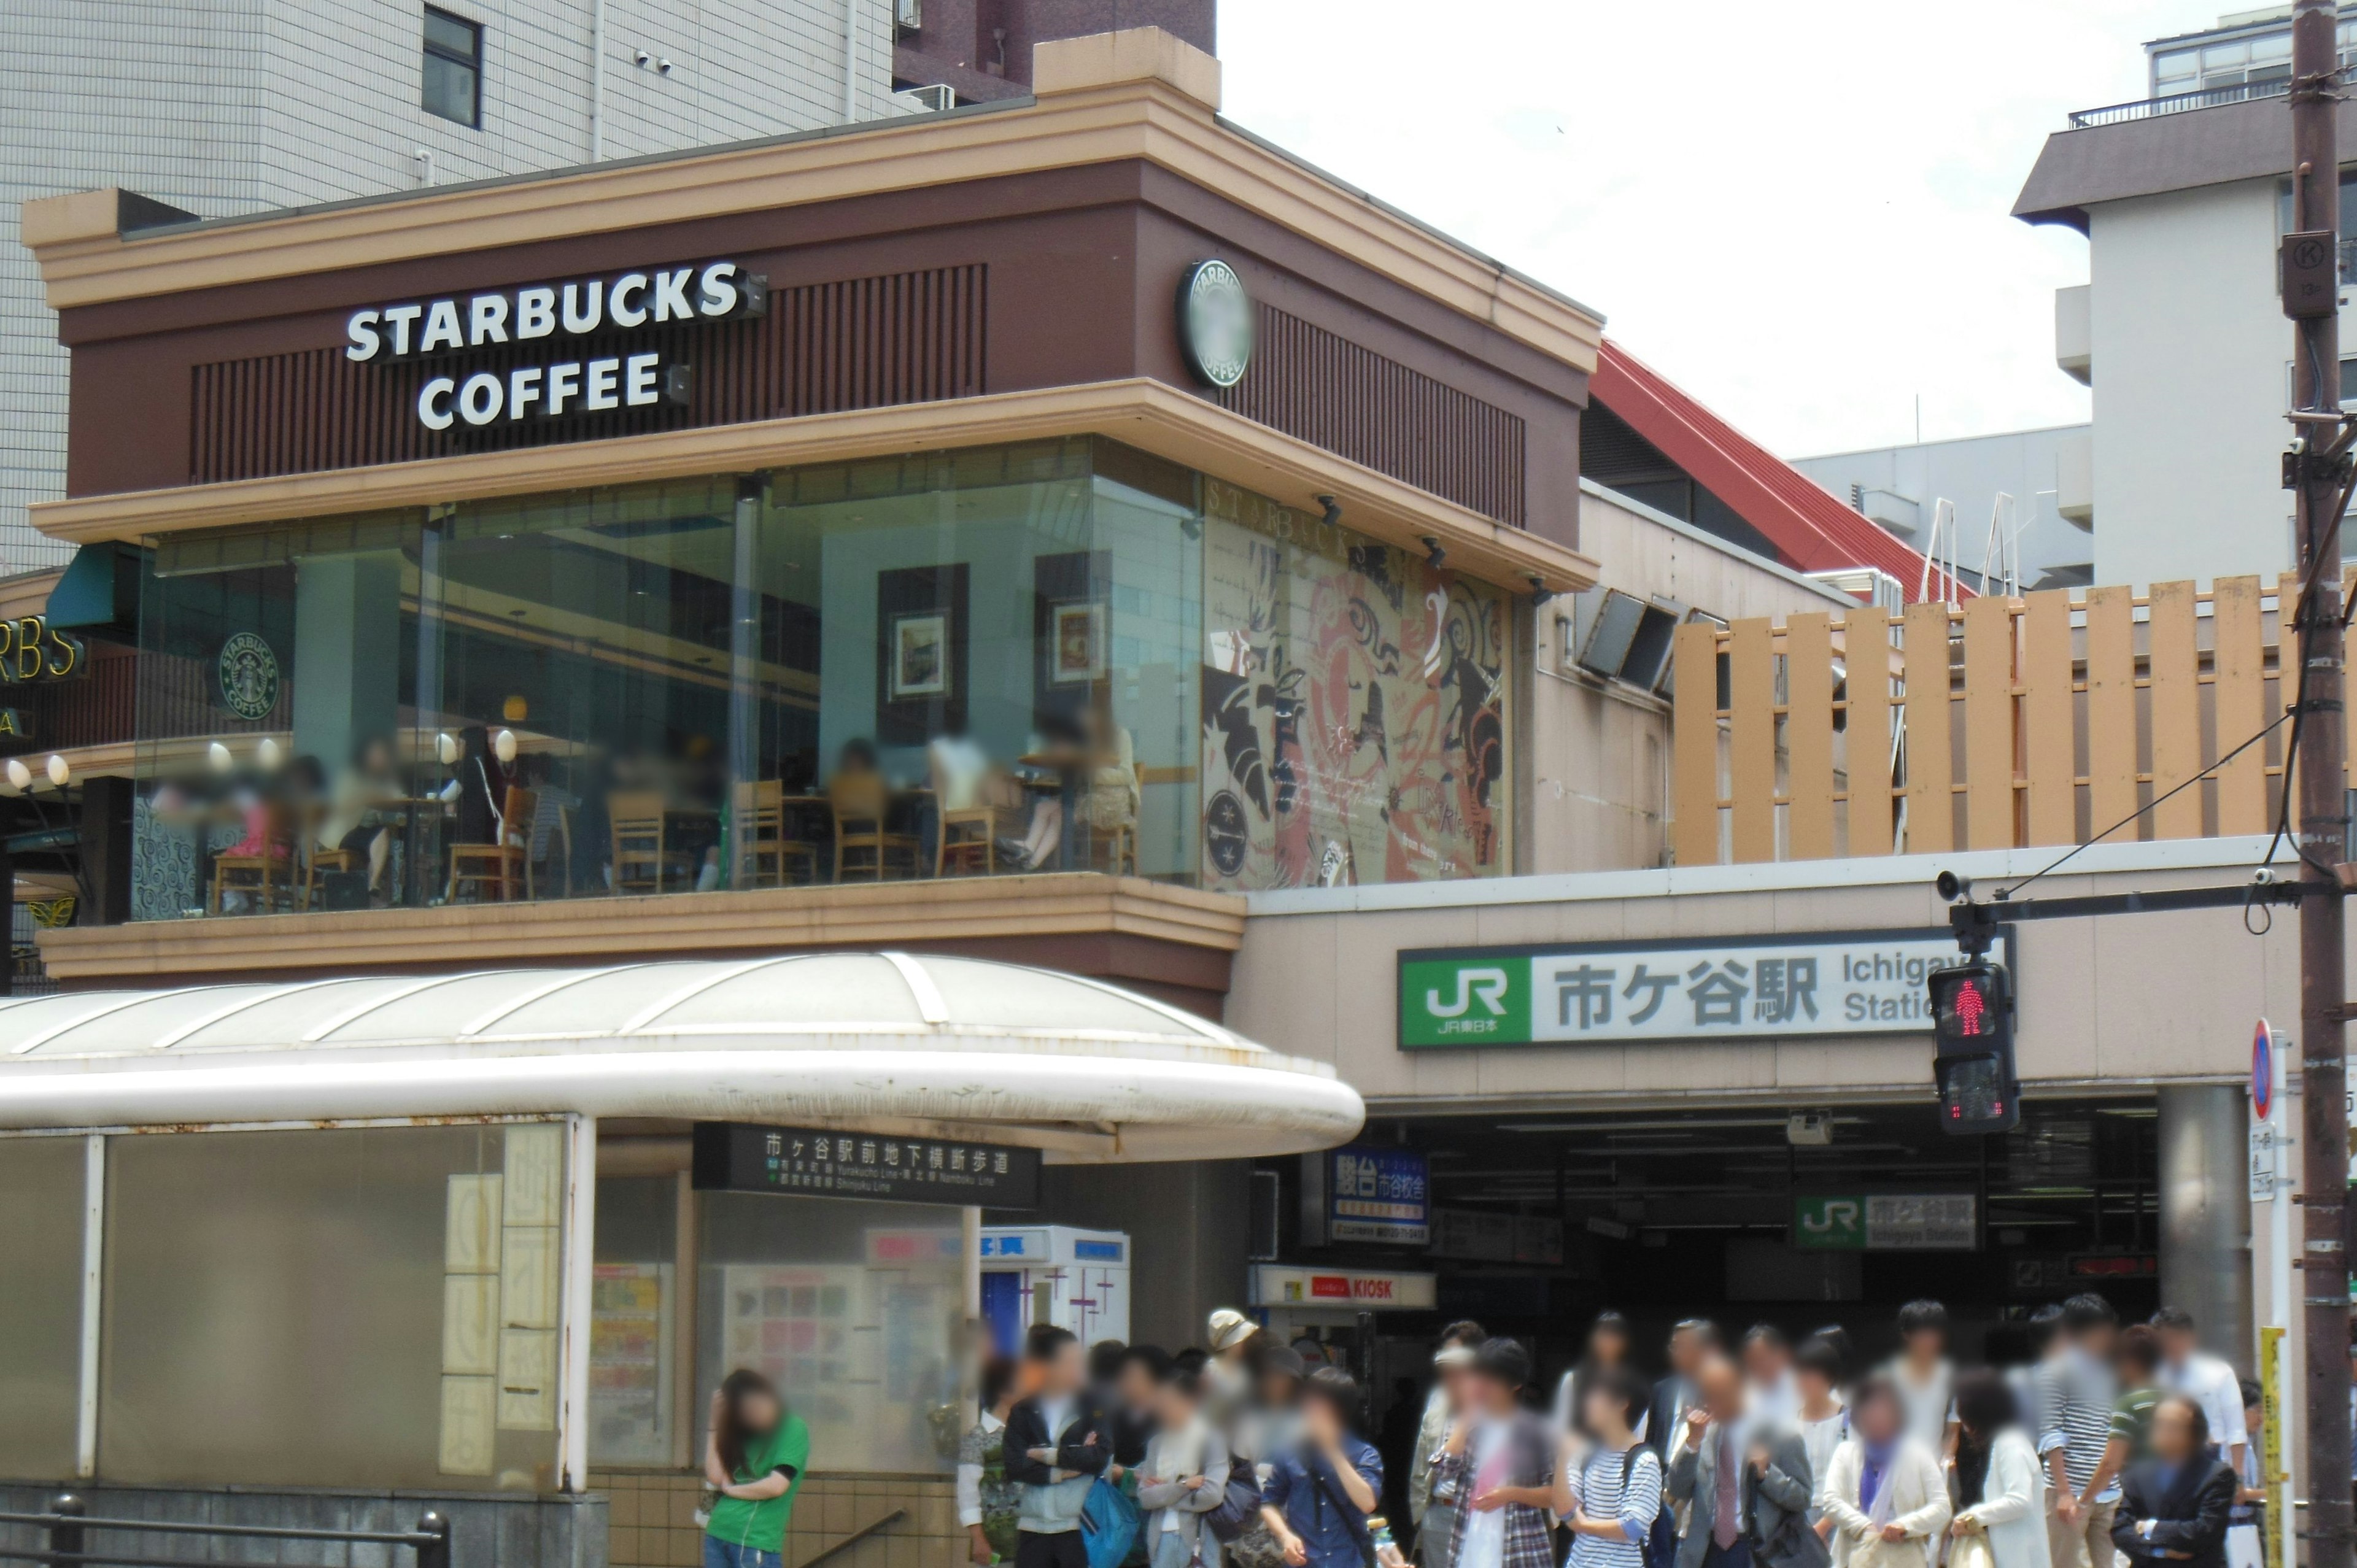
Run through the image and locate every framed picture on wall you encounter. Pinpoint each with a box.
[889,613,950,699]
[1049,601,1105,685]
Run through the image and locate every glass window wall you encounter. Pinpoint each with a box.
[0,1137,84,1478]
[129,439,1514,916]
[697,1193,965,1476]
[99,1122,565,1491]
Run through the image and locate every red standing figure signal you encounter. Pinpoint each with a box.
[1950,980,1985,1037]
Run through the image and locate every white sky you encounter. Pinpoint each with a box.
[1217,0,2245,459]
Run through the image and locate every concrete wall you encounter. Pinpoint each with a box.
[2084,179,2292,588]
[1522,484,1857,876]
[0,0,902,576]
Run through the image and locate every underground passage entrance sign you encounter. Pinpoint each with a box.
[1396,929,1992,1048]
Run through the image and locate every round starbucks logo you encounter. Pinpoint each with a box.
[217,632,280,721]
[1176,259,1253,389]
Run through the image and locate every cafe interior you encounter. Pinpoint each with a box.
[123,425,1523,922]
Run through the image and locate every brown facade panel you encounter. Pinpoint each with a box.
[1212,302,1527,525]
[188,265,988,485]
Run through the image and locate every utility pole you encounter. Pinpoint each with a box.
[2287,5,2352,1564]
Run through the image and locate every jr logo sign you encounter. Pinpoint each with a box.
[1399,958,1531,1046]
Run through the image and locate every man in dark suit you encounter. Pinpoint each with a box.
[1651,1320,1720,1458]
[1665,1356,1829,1568]
[2113,1396,2237,1568]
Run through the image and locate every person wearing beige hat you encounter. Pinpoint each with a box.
[1205,1310,1264,1455]
[1412,1321,1490,1568]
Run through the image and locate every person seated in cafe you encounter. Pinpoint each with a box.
[317,733,404,903]
[998,708,1137,873]
[927,732,1023,871]
[442,724,510,847]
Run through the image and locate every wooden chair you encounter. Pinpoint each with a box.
[209,803,297,916]
[610,790,692,894]
[1086,821,1137,875]
[733,781,817,888]
[449,785,535,903]
[829,771,919,881]
[296,800,362,912]
[303,845,364,911]
[937,806,1000,876]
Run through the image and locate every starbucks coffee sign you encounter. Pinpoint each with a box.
[343,260,766,431]
[1176,259,1253,389]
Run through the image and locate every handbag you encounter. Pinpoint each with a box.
[1208,1454,1268,1544]
[1948,1531,1996,1568]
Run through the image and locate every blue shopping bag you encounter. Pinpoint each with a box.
[1080,1475,1142,1568]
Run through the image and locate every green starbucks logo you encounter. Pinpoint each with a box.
[218,631,279,721]
[1177,260,1253,389]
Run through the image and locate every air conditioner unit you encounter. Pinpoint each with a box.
[894,0,922,28]
[1568,588,1687,692]
[899,82,954,112]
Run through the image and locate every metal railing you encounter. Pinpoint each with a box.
[0,1495,450,1568]
[2068,75,2292,128]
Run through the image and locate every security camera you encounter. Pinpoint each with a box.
[1786,1112,1834,1147]
[1935,870,1970,903]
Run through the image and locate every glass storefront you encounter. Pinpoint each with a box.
[128,438,1515,917]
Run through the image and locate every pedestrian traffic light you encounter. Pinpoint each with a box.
[1926,960,2018,1134]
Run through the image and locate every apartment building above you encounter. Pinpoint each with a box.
[2008,6,2357,587]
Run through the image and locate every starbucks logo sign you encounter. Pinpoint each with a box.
[217,632,280,721]
[1176,259,1253,389]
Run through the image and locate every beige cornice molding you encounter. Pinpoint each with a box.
[36,871,1247,983]
[21,66,1599,373]
[28,377,1600,594]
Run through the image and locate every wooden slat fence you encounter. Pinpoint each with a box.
[1669,576,2313,866]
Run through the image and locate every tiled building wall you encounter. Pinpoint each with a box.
[597,1472,963,1568]
[1,0,902,576]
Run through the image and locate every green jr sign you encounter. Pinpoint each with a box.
[1398,955,1532,1046]
[1793,1195,1866,1250]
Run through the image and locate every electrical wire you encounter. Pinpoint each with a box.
[1998,706,2294,900]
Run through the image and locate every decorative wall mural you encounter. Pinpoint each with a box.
[1199,481,1509,890]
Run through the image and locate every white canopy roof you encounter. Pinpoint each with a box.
[0,952,1362,1160]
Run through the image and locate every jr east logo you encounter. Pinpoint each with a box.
[1398,933,1972,1048]
[1399,959,1530,1046]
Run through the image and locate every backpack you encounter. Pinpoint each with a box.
[1617,1446,1676,1568]
[1206,1453,1266,1544]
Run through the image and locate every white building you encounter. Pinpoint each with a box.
[1,0,909,574]
[2013,4,2357,589]
[1789,423,2095,593]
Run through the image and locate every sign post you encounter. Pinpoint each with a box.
[2252,1020,2294,1568]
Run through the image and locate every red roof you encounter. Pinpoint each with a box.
[1590,339,1961,603]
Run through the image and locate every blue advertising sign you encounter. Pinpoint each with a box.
[1330,1146,1430,1245]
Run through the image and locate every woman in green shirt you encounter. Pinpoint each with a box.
[705,1370,813,1568]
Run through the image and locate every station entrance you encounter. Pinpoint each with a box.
[1264,1094,2164,1401]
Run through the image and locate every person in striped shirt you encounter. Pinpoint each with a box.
[1562,1365,1665,1568]
[2033,1294,2121,1568]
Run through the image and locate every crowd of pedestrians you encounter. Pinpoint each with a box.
[945,1295,2268,1568]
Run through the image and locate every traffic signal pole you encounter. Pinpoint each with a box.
[2288,7,2353,1563]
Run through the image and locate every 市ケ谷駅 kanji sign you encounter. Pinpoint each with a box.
[1396,928,2002,1049]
